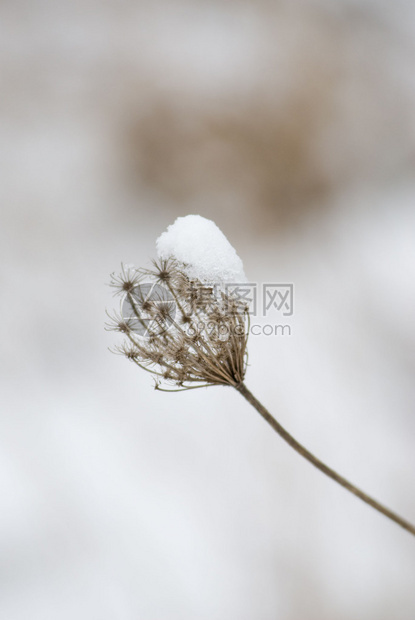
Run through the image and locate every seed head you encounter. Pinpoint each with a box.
[110,264,143,295]
[108,258,249,391]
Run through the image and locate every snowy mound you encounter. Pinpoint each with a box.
[156,215,246,283]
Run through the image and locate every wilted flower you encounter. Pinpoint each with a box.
[107,257,248,391]
[107,216,415,539]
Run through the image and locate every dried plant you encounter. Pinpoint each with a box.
[107,258,248,392]
[108,259,415,538]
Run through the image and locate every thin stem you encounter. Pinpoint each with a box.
[236,382,415,538]
[154,383,215,392]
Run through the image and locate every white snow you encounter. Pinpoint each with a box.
[156,215,247,283]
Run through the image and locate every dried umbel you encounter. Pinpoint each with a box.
[107,258,248,391]
[108,241,415,539]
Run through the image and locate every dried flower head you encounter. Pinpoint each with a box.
[107,258,249,391]
[106,217,415,538]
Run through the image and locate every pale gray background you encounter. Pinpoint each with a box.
[1,1,415,618]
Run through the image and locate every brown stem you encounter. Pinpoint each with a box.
[236,382,415,537]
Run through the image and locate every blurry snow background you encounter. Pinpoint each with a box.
[1,0,415,618]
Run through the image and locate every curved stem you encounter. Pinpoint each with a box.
[236,382,415,537]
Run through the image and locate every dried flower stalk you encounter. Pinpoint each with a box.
[108,259,415,537]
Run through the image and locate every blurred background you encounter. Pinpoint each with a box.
[1,0,415,618]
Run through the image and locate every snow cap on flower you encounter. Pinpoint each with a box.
[156,215,246,284]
